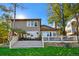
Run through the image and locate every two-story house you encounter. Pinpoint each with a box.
[10,19,59,39]
[11,19,41,40]
[9,19,60,48]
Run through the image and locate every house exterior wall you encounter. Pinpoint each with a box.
[11,19,41,39]
[26,31,40,39]
[13,21,40,31]
[11,19,60,39]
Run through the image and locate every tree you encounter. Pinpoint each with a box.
[0,22,11,44]
[75,13,79,43]
[11,3,27,34]
[48,4,61,28]
[0,3,27,44]
[0,4,13,44]
[0,3,27,30]
[0,4,13,30]
[48,3,79,35]
[60,3,65,35]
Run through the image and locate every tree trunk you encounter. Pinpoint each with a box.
[60,3,66,36]
[76,13,79,43]
[13,3,16,32]
[55,21,57,29]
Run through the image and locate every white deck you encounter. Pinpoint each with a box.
[9,36,78,48]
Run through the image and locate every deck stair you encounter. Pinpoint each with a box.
[11,41,43,48]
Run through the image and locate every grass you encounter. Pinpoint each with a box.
[0,46,79,56]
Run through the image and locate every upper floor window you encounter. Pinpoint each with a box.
[27,21,31,27]
[26,21,38,27]
[31,21,34,27]
[35,22,38,26]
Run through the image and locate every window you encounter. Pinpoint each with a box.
[35,22,37,26]
[26,21,30,27]
[47,33,49,36]
[29,21,31,27]
[27,21,34,27]
[31,21,34,27]
[27,21,38,27]
[50,32,52,36]
[53,32,56,36]
[47,32,52,36]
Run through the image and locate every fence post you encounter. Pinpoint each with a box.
[9,36,12,49]
[42,36,44,47]
[9,41,11,48]
[61,36,63,42]
[48,36,50,41]
[76,36,78,42]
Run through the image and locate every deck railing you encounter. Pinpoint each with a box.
[42,36,78,43]
[9,36,18,48]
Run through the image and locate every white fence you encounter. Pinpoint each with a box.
[42,36,78,43]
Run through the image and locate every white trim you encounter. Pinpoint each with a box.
[44,41,78,43]
[42,36,78,43]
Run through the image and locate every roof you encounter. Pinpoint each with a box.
[40,25,56,31]
[10,19,41,21]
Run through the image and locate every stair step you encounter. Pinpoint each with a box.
[11,41,43,48]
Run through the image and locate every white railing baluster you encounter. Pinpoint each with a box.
[61,36,63,42]
[48,36,50,41]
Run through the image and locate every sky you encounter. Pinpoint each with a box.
[0,3,50,25]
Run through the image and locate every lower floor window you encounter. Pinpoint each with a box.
[53,32,56,36]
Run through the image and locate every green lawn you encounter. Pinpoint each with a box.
[0,46,79,56]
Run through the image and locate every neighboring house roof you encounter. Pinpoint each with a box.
[40,25,56,31]
[10,19,41,21]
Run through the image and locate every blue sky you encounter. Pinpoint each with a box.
[0,3,49,25]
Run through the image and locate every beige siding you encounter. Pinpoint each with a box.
[13,21,40,31]
[14,21,26,29]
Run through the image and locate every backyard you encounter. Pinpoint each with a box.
[0,46,79,56]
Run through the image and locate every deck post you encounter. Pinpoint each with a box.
[61,36,63,42]
[42,37,44,47]
[48,36,50,41]
[76,36,78,43]
[9,36,12,48]
[9,41,11,48]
